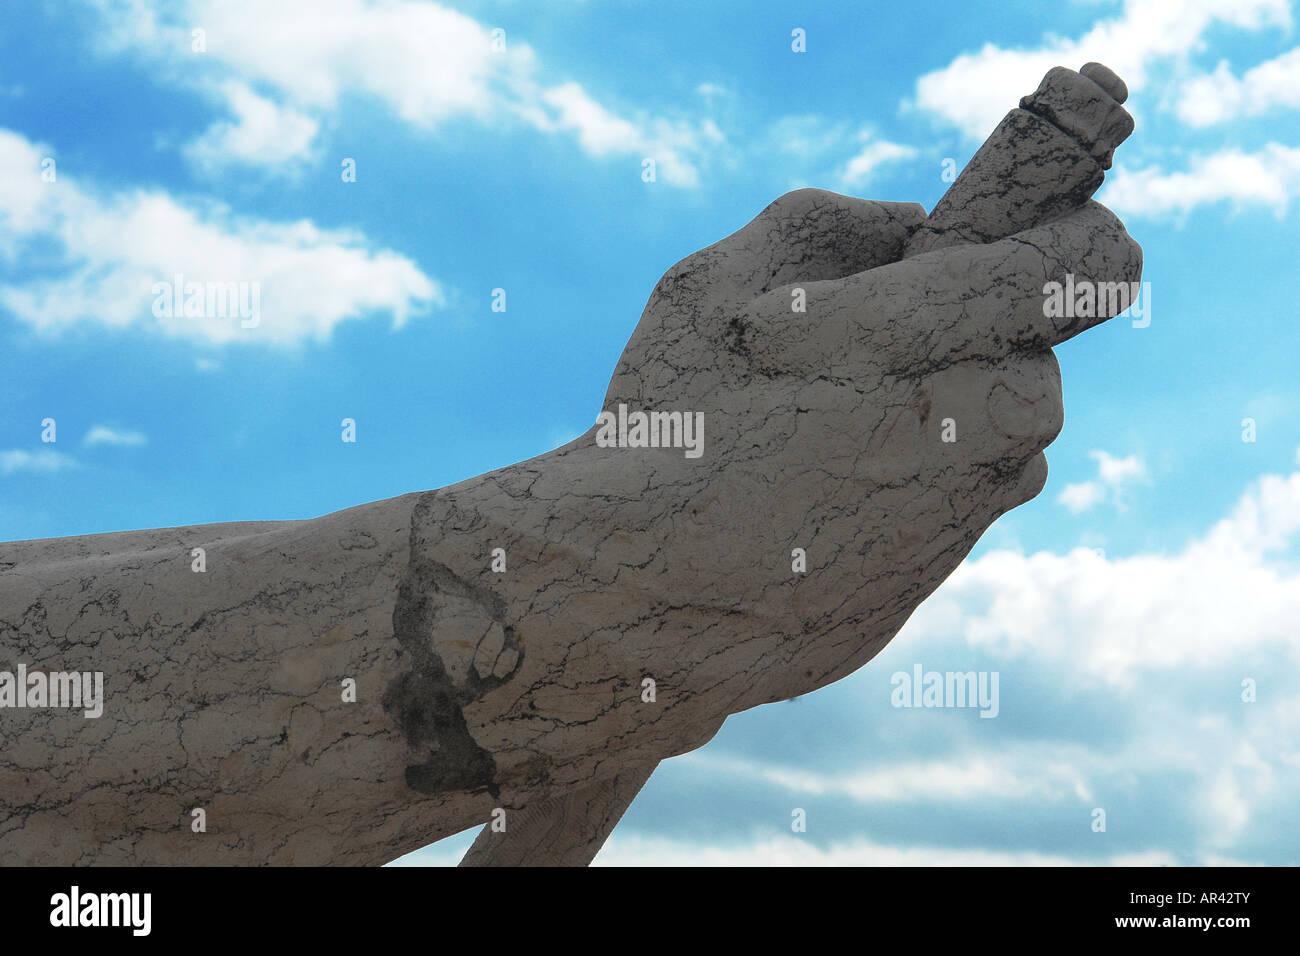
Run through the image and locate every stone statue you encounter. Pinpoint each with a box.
[0,64,1141,866]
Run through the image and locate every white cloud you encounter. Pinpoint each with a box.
[1057,449,1146,513]
[919,449,1300,685]
[536,82,712,186]
[1176,47,1300,127]
[1058,481,1106,513]
[184,81,320,172]
[838,136,917,188]
[833,448,1300,856]
[682,750,1092,804]
[594,834,1180,866]
[1203,742,1276,845]
[1092,449,1144,486]
[766,116,851,159]
[0,128,441,346]
[540,82,644,156]
[912,0,1293,139]
[695,83,732,99]
[389,827,1184,866]
[83,0,717,186]
[0,449,78,475]
[1102,144,1300,218]
[752,118,918,190]
[84,426,147,447]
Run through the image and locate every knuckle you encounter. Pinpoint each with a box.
[769,187,831,218]
[986,352,1063,449]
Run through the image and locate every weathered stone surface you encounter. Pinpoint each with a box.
[0,65,1141,866]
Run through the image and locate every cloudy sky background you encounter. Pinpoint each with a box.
[2,0,1297,865]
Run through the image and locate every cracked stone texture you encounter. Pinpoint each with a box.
[0,64,1141,866]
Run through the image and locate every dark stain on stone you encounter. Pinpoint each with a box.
[911,384,933,428]
[383,492,521,799]
[339,531,378,551]
[724,315,749,356]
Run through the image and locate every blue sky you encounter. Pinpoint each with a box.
[2,0,1298,865]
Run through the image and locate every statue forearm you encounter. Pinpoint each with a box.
[0,492,501,864]
[0,452,722,865]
